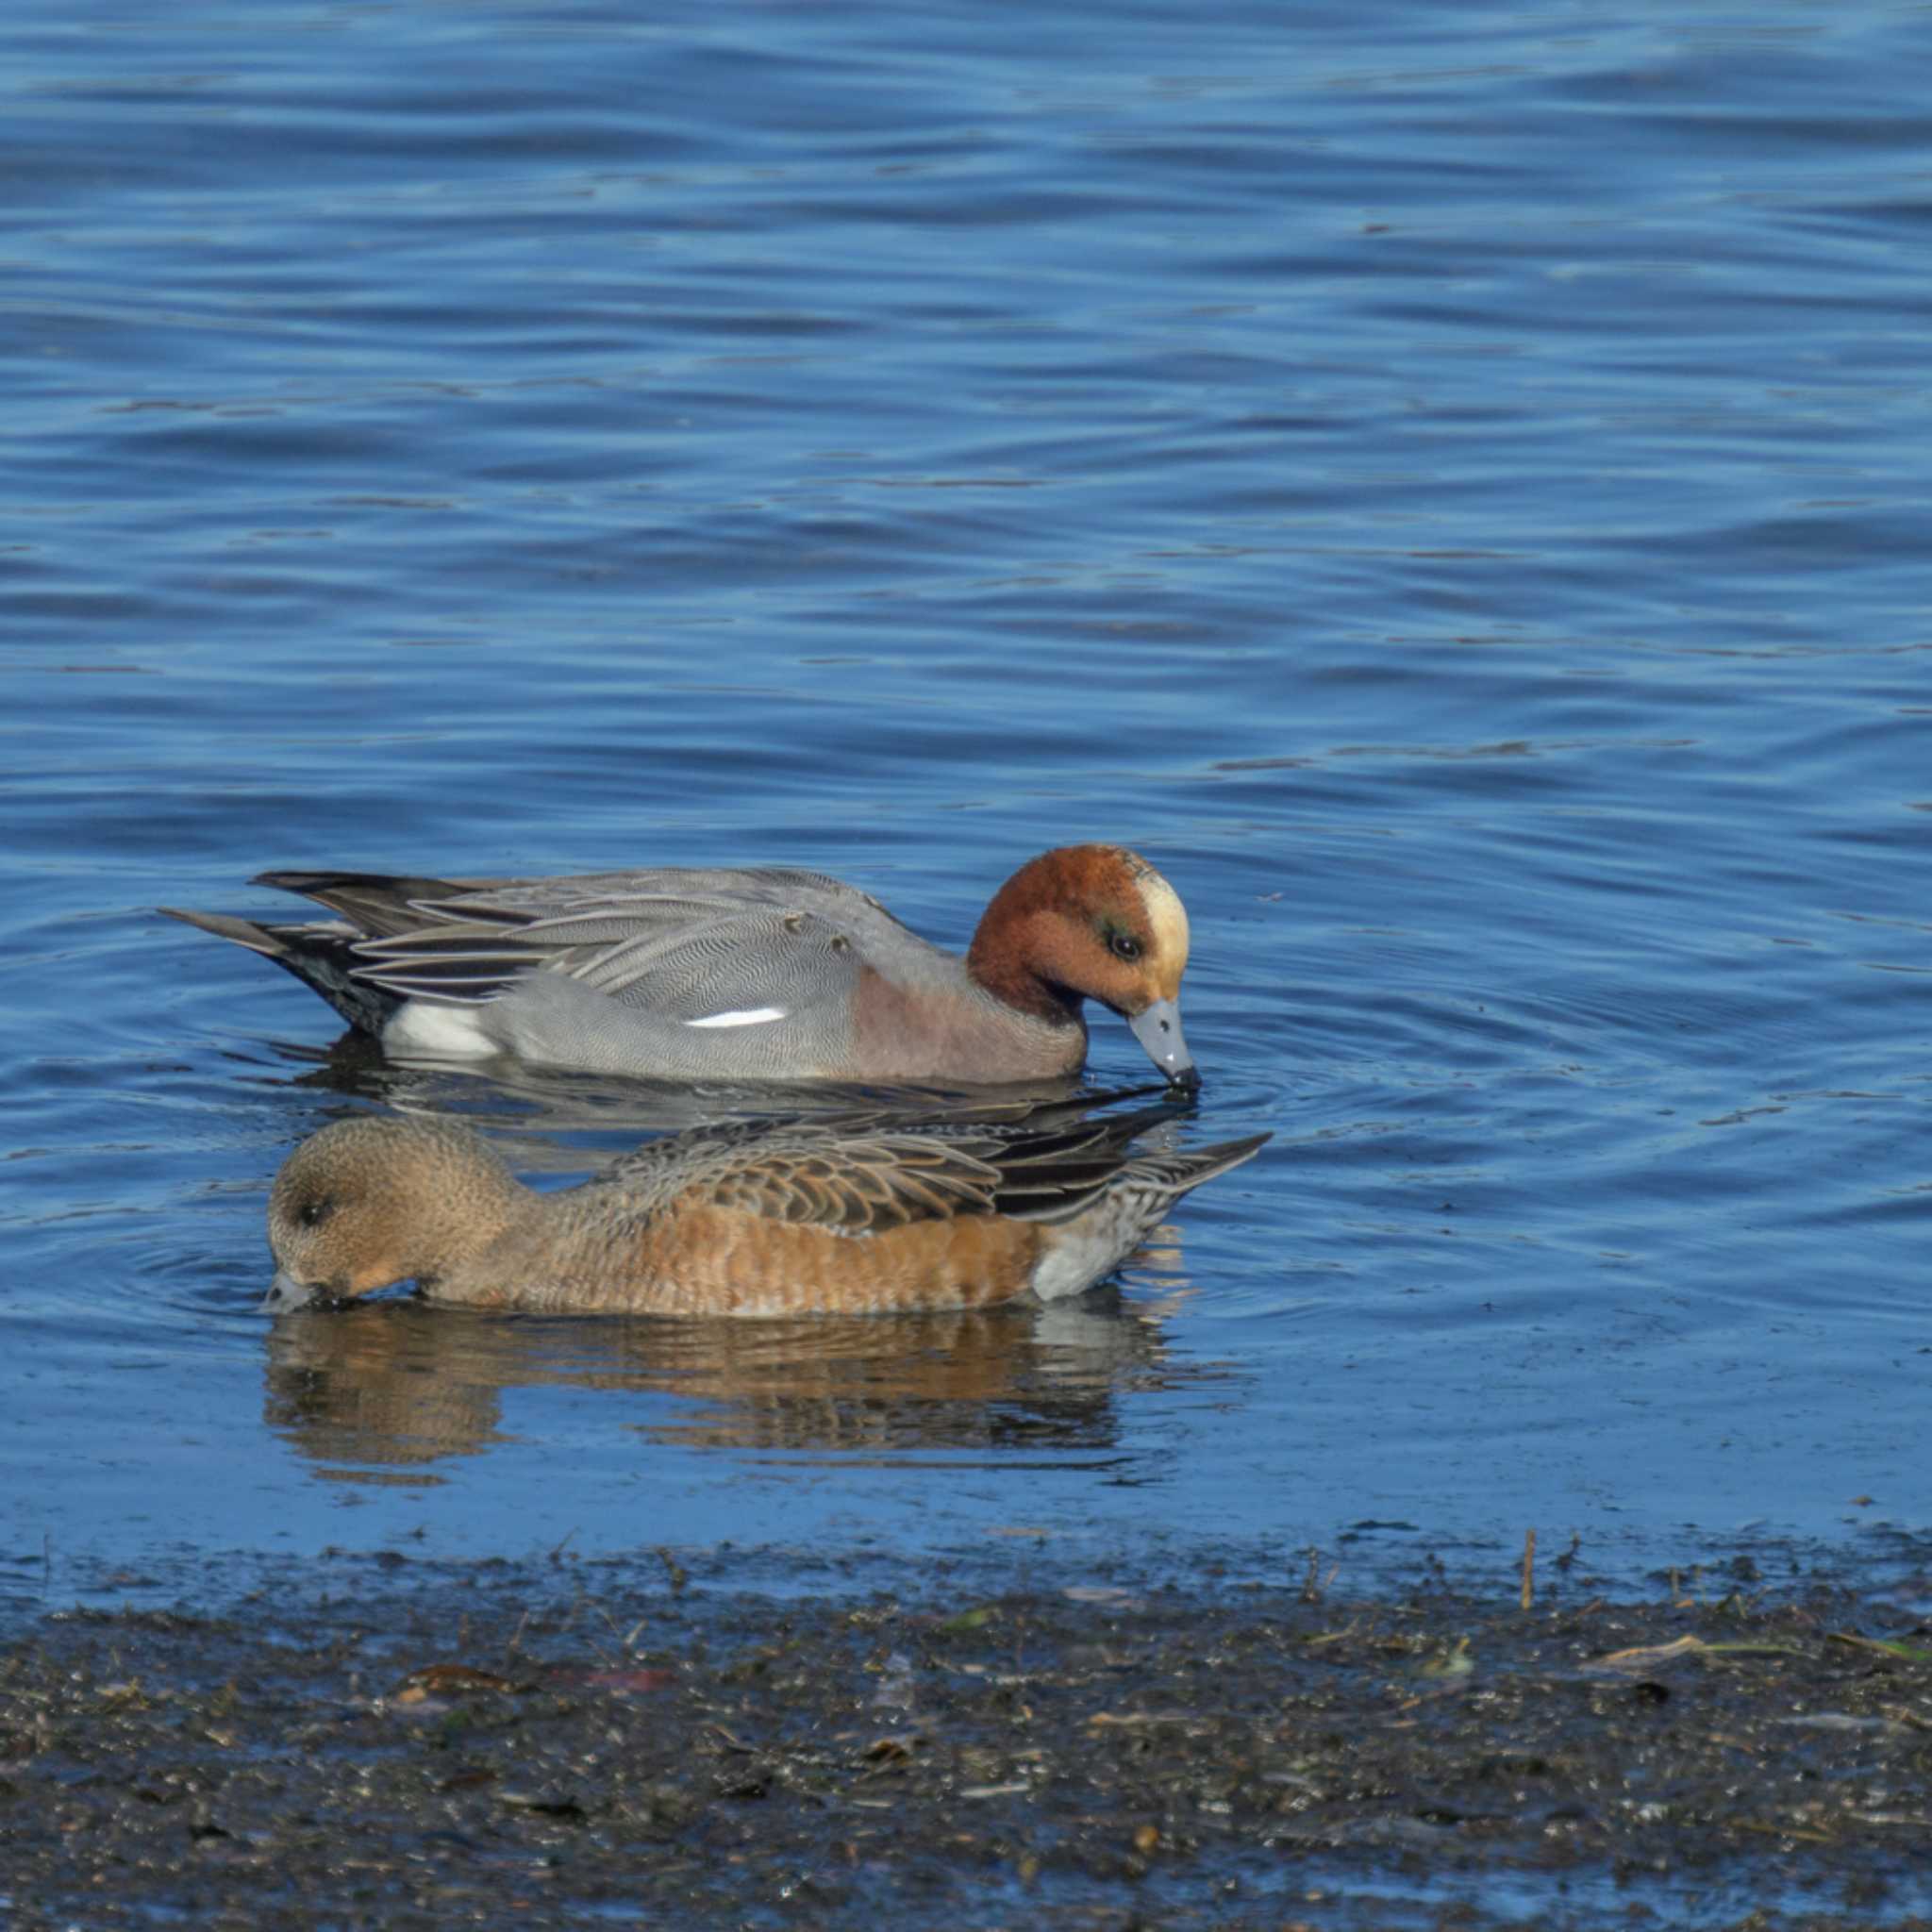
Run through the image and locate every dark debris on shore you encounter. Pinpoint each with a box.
[3,1547,1931,1930]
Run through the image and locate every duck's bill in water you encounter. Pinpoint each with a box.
[262,1267,320,1314]
[1129,996,1198,1091]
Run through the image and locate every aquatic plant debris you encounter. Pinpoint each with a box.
[3,1545,1931,1929]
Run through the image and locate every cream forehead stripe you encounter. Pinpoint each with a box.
[1135,866,1190,962]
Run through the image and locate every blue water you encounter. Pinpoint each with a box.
[4,0,1929,1606]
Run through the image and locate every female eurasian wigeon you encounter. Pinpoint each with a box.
[164,845,1199,1088]
[263,1091,1268,1317]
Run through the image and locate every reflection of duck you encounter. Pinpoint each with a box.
[265,1090,1269,1317]
[162,844,1199,1086]
[260,1029,1084,1156]
[261,1296,1193,1468]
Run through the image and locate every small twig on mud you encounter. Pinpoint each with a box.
[590,1603,631,1666]
[504,1607,532,1665]
[1300,1548,1324,1604]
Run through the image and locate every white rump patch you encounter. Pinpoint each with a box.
[383,1003,499,1059]
[683,1006,789,1029]
[1029,1218,1135,1302]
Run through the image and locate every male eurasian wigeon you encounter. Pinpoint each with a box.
[263,1091,1268,1317]
[165,845,1199,1087]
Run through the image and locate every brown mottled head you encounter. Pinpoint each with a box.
[265,1117,522,1311]
[966,845,1197,1088]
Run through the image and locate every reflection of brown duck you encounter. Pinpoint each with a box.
[262,1304,504,1471]
[261,1296,1190,1467]
[265,1091,1268,1317]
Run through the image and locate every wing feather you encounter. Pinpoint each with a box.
[596,1089,1205,1237]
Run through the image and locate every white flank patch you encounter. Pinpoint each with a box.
[1029,1217,1135,1302]
[683,1006,789,1029]
[383,1003,499,1059]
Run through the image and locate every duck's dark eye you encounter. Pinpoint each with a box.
[298,1196,335,1230]
[1108,932,1142,962]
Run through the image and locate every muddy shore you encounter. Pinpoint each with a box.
[4,1541,1930,1930]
